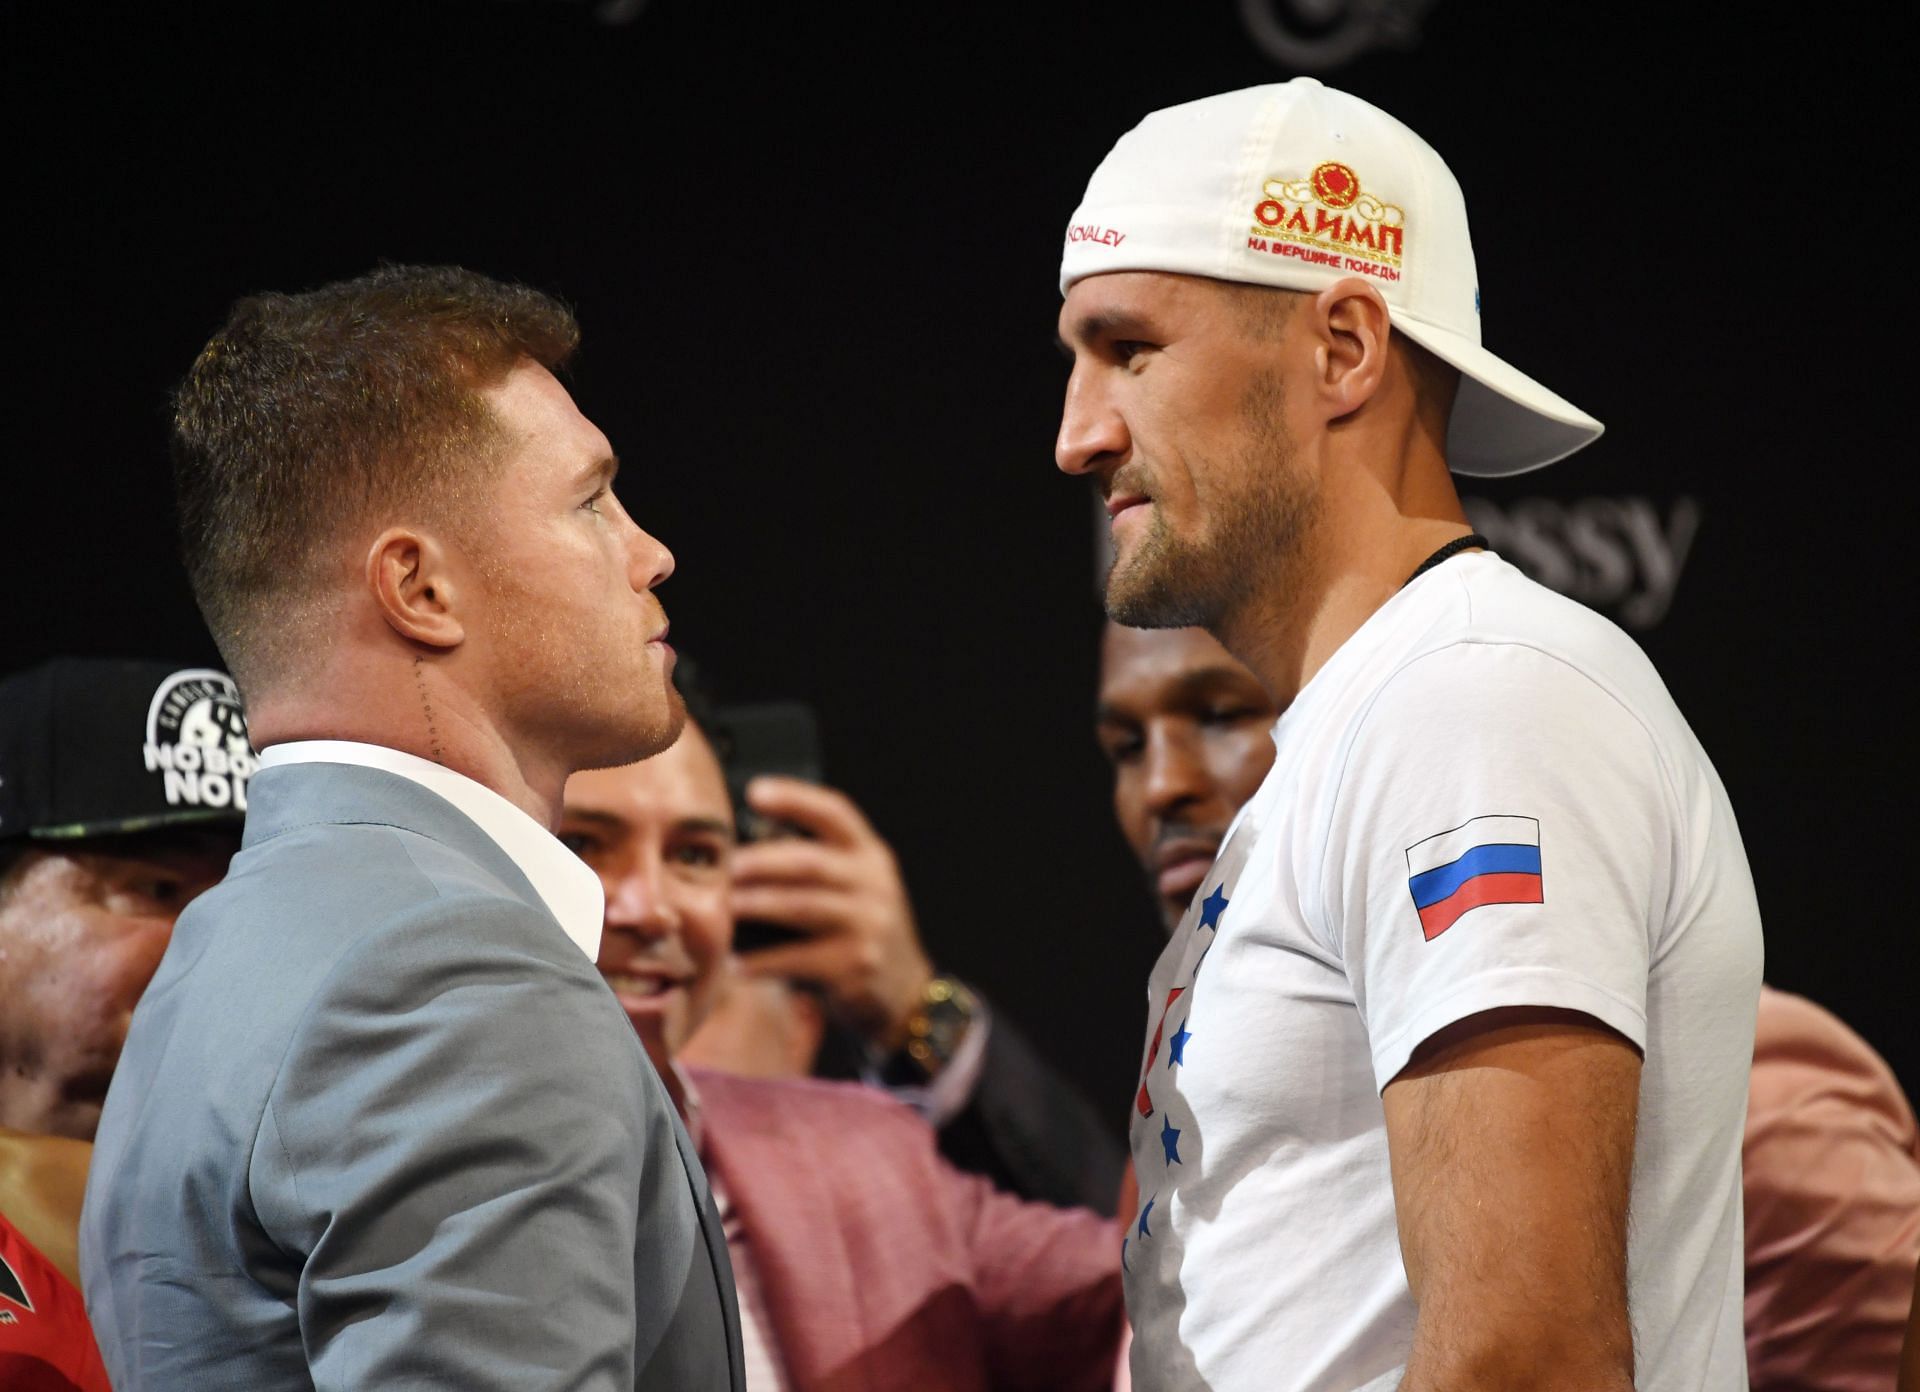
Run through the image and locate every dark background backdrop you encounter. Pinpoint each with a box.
[8,0,1910,1124]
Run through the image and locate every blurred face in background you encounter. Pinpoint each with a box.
[0,830,235,1138]
[1096,623,1278,932]
[560,724,733,1077]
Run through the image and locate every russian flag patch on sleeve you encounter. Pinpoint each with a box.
[1405,815,1543,941]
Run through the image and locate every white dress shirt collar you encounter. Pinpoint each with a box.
[256,739,603,961]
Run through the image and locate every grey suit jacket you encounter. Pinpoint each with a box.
[80,761,745,1391]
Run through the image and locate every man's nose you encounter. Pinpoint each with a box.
[1143,726,1212,817]
[1056,366,1129,477]
[134,917,181,996]
[602,863,679,943]
[626,521,676,593]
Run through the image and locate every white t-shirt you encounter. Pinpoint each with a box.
[1123,552,1762,1392]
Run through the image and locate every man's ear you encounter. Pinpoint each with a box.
[366,527,465,650]
[1310,278,1392,422]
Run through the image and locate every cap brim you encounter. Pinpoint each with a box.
[25,807,244,842]
[1390,315,1604,478]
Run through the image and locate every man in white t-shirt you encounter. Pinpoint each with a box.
[1055,80,1763,1391]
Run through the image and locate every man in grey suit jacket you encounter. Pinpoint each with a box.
[80,265,745,1390]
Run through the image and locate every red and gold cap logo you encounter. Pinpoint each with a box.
[1310,161,1360,209]
[1246,160,1405,283]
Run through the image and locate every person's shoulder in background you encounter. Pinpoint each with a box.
[1746,984,1920,1392]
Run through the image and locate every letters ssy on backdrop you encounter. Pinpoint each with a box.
[1462,495,1700,632]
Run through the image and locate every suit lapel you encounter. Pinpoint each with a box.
[668,1101,747,1388]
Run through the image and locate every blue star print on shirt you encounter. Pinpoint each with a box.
[1167,1021,1192,1067]
[1160,1115,1182,1165]
[1137,1196,1156,1239]
[1199,883,1228,929]
[1192,883,1229,978]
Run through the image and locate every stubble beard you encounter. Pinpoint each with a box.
[482,570,686,775]
[1104,370,1320,633]
[514,625,684,773]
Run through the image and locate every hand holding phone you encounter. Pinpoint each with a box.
[729,775,936,1053]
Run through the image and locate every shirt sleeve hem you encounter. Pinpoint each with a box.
[1369,967,1648,1093]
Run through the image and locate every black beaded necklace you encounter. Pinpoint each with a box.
[1404,532,1490,588]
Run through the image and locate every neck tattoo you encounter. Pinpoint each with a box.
[411,655,446,764]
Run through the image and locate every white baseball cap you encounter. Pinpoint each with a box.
[1059,78,1601,477]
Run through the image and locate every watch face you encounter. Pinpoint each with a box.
[900,978,975,1078]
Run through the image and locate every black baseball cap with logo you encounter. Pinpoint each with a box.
[0,658,256,842]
